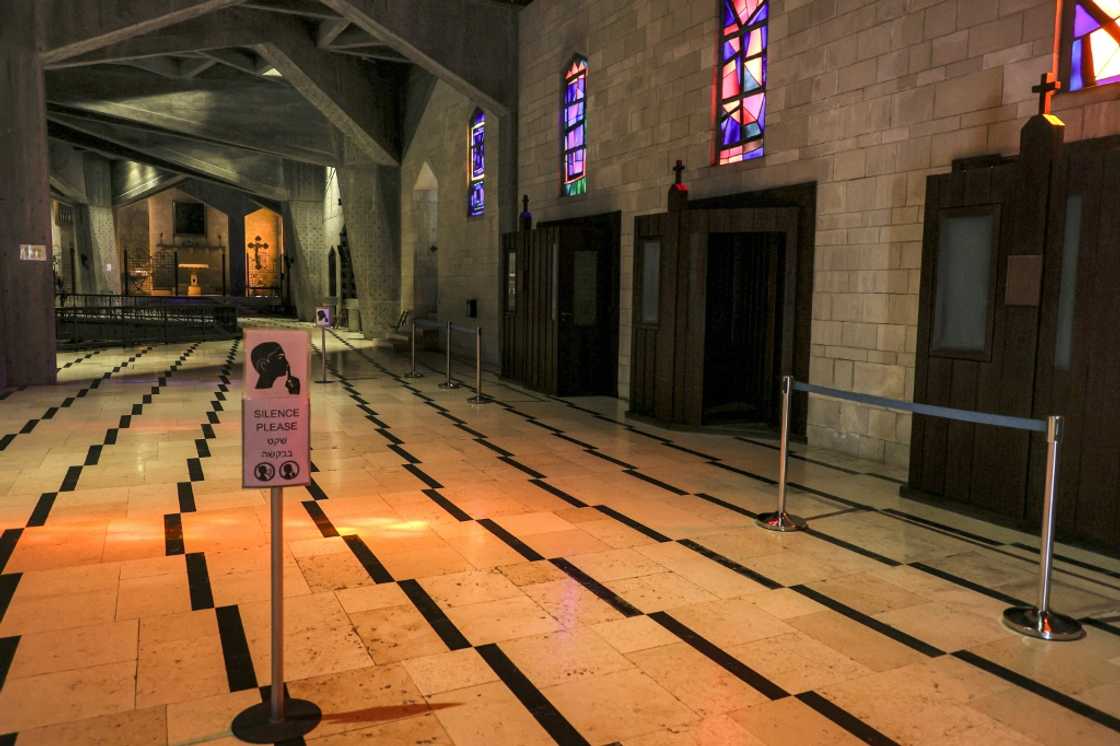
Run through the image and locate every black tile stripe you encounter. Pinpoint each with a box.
[678,539,783,590]
[305,479,328,502]
[693,492,757,518]
[480,519,544,562]
[593,505,672,543]
[389,444,420,463]
[881,508,1003,546]
[397,579,472,651]
[1083,618,1120,638]
[215,605,259,691]
[475,643,591,746]
[550,558,642,618]
[103,428,118,445]
[475,439,515,457]
[796,691,902,746]
[186,552,215,611]
[59,466,82,492]
[26,493,56,528]
[1009,542,1120,580]
[164,513,185,556]
[84,445,102,466]
[194,439,211,458]
[953,650,1120,733]
[177,482,197,513]
[403,463,443,489]
[423,489,473,522]
[0,532,21,574]
[0,636,19,690]
[528,479,587,508]
[18,420,37,435]
[908,562,1026,606]
[342,535,394,584]
[302,501,339,538]
[187,457,205,482]
[499,456,547,479]
[651,611,790,700]
[584,449,636,468]
[0,574,20,622]
[804,528,901,567]
[791,585,944,658]
[622,469,688,495]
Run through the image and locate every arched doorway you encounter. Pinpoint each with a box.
[411,162,439,318]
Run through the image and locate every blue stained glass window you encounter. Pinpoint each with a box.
[563,55,588,197]
[1066,1,1120,91]
[468,108,485,217]
[718,0,768,165]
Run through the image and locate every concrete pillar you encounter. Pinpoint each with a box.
[0,0,56,386]
[228,210,246,297]
[281,161,327,321]
[339,159,400,337]
[77,153,119,295]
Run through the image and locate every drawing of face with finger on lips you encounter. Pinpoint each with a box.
[250,341,301,395]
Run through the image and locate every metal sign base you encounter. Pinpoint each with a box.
[755,511,807,532]
[438,381,460,390]
[467,394,491,405]
[1002,606,1085,641]
[231,699,322,743]
[403,370,424,379]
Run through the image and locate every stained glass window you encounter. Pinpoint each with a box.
[1068,1,1120,91]
[717,0,768,165]
[468,108,485,217]
[562,55,588,197]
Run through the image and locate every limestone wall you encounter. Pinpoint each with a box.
[401,80,502,366]
[517,0,1120,465]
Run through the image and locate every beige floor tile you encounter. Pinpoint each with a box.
[628,642,771,717]
[0,660,136,733]
[591,615,680,654]
[309,712,454,745]
[623,714,764,746]
[807,572,929,614]
[605,572,720,613]
[520,576,627,627]
[400,648,499,696]
[496,560,567,586]
[166,689,261,746]
[137,629,230,708]
[0,588,118,636]
[729,631,874,693]
[117,570,192,620]
[543,668,696,744]
[874,600,1013,652]
[335,583,410,614]
[296,551,376,592]
[445,594,562,644]
[351,604,450,664]
[9,618,138,679]
[969,685,1118,746]
[15,704,167,746]
[729,697,865,746]
[501,626,634,688]
[665,598,795,649]
[787,610,930,673]
[288,663,427,740]
[566,547,666,581]
[418,568,524,608]
[427,681,552,746]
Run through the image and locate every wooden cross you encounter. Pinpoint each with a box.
[247,235,269,270]
[673,160,686,185]
[1033,72,1061,116]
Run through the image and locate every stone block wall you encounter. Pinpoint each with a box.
[400,81,503,366]
[517,0,1120,466]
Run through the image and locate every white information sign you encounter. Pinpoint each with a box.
[19,244,48,261]
[315,306,332,327]
[242,328,311,488]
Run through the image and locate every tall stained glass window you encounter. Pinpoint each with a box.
[717,0,768,165]
[468,108,485,217]
[1068,1,1120,91]
[562,55,588,197]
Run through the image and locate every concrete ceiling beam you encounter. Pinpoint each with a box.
[316,18,350,48]
[44,8,279,69]
[242,0,342,20]
[42,0,247,65]
[320,0,516,115]
[252,20,401,166]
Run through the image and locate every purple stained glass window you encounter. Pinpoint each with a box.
[717,0,768,165]
[563,55,588,196]
[468,108,485,217]
[1067,1,1120,92]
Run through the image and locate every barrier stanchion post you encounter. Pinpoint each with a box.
[1002,416,1085,641]
[403,319,423,378]
[314,326,331,384]
[438,321,459,390]
[756,375,807,532]
[467,327,490,404]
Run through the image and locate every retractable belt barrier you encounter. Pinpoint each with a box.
[404,318,491,404]
[759,375,1083,642]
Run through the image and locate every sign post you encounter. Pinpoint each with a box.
[232,328,321,743]
[314,306,333,384]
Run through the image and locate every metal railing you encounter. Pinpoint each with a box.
[56,304,238,345]
[761,375,1083,642]
[404,318,490,404]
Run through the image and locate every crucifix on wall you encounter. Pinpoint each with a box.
[1033,72,1061,116]
[247,235,269,270]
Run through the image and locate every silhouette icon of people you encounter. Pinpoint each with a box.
[255,463,275,481]
[280,461,300,480]
[316,309,329,325]
[250,342,300,394]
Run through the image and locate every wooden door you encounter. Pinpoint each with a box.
[1031,136,1120,545]
[555,228,613,396]
[500,227,558,394]
[910,119,1058,522]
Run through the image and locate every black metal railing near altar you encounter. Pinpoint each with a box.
[56,303,239,345]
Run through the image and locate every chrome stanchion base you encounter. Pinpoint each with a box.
[467,395,491,404]
[438,381,460,390]
[403,370,424,379]
[231,698,322,743]
[755,511,807,532]
[1002,606,1085,641]
[314,379,335,384]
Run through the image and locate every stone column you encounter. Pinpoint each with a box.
[78,153,119,295]
[0,0,55,386]
[339,159,400,338]
[281,161,327,321]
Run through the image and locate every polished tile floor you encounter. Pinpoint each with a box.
[0,325,1118,745]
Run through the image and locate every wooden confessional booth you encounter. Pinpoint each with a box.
[626,178,816,433]
[907,112,1120,550]
[499,210,620,397]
